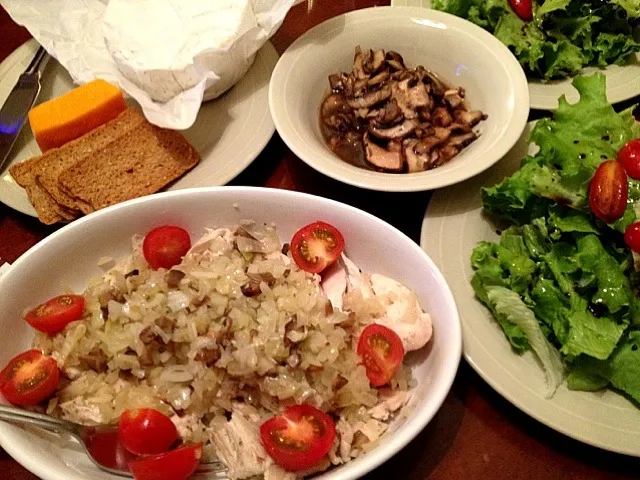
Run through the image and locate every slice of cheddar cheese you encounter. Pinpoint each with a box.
[28,79,127,152]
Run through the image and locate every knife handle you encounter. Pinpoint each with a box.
[24,46,50,77]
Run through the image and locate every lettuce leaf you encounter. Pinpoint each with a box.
[568,332,640,403]
[486,286,565,397]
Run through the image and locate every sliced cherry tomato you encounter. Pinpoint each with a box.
[624,222,640,253]
[508,0,533,21]
[143,226,191,270]
[0,350,59,406]
[618,139,640,180]
[357,324,405,387]
[24,294,85,334]
[589,160,628,224]
[259,404,336,472]
[119,408,178,455]
[128,443,202,480]
[290,221,345,274]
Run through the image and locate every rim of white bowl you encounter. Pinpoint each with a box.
[0,186,462,480]
[269,6,530,192]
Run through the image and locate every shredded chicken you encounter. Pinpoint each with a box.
[209,410,273,479]
[59,397,103,425]
[368,389,411,421]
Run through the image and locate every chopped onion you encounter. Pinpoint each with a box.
[167,290,190,312]
[107,300,123,319]
[170,387,192,410]
[159,365,194,383]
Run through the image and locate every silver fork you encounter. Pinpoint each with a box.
[0,405,228,478]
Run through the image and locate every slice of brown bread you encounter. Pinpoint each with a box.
[9,155,42,188]
[11,157,77,223]
[58,121,200,211]
[36,108,146,212]
[24,184,76,224]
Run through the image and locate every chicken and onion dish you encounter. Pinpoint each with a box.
[0,220,433,480]
[320,46,487,173]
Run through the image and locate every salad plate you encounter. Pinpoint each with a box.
[391,0,640,111]
[0,40,277,218]
[421,114,640,456]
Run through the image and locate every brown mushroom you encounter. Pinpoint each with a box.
[444,88,465,109]
[453,108,487,127]
[404,139,426,173]
[369,119,418,140]
[363,133,404,172]
[346,85,392,109]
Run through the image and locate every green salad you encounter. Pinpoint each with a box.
[432,0,640,80]
[471,73,640,400]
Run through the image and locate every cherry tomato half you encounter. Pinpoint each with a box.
[357,324,405,387]
[508,0,533,21]
[589,160,628,224]
[119,408,179,455]
[624,222,640,253]
[618,139,640,180]
[128,443,202,480]
[0,350,59,406]
[290,221,345,274]
[24,294,85,334]
[142,226,191,270]
[260,404,336,472]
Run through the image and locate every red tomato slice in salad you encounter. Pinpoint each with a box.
[259,404,336,472]
[589,160,628,224]
[618,138,640,180]
[24,294,85,334]
[128,443,202,480]
[624,222,640,253]
[0,350,59,406]
[508,0,533,21]
[119,408,178,455]
[290,221,345,274]
[357,324,405,387]
[142,226,192,270]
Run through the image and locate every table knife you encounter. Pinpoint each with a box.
[0,46,50,173]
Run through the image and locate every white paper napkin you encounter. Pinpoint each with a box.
[0,0,298,130]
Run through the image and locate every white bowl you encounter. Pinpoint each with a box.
[0,187,461,480]
[269,6,530,192]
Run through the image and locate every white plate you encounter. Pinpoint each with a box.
[391,0,640,110]
[0,186,461,480]
[0,40,278,218]
[269,6,529,192]
[420,121,640,456]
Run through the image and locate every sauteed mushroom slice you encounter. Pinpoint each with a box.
[363,133,404,172]
[369,119,419,140]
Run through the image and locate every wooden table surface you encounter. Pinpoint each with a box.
[2,2,640,479]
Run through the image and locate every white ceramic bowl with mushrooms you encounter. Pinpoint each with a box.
[269,6,529,192]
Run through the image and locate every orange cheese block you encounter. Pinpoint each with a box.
[28,79,127,152]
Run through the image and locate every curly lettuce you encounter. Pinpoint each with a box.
[432,0,640,79]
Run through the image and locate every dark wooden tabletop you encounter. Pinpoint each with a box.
[2,2,640,479]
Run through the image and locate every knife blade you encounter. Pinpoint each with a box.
[0,46,50,173]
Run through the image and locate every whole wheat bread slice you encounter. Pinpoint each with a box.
[58,121,200,211]
[36,108,146,212]
[10,158,78,223]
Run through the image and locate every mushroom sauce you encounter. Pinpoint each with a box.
[320,47,487,173]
